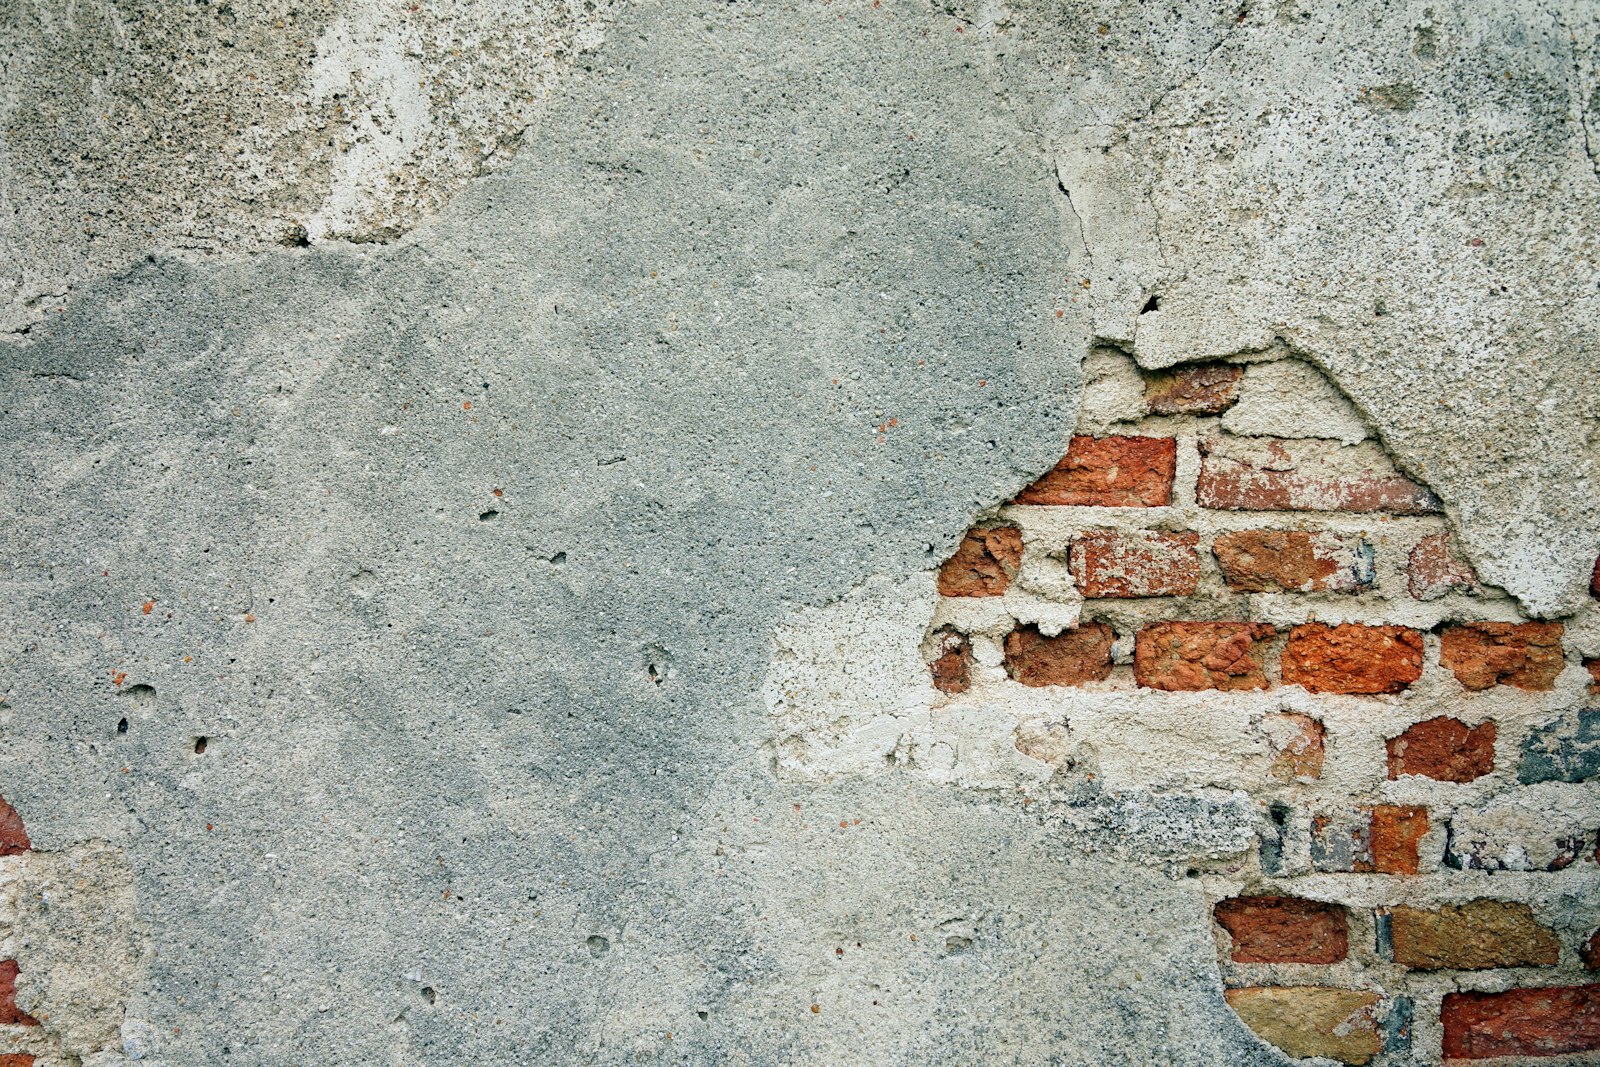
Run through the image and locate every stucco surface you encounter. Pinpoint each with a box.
[1,0,1596,1064]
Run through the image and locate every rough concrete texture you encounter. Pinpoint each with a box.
[0,0,1597,1065]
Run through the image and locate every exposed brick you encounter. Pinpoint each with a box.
[1587,658,1600,698]
[1133,621,1275,692]
[1389,900,1559,970]
[1013,435,1176,507]
[1583,929,1600,971]
[1442,985,1600,1060]
[1212,529,1373,594]
[1385,716,1495,783]
[0,797,28,857]
[1366,805,1428,875]
[0,961,35,1027]
[1282,623,1423,695]
[936,525,1023,598]
[1441,622,1565,692]
[1263,712,1325,782]
[1593,554,1600,597]
[1225,987,1382,1066]
[1214,896,1348,964]
[0,1056,34,1067]
[1143,362,1242,415]
[928,630,971,695]
[1519,708,1600,785]
[1197,436,1441,514]
[1071,529,1200,598]
[1003,624,1114,688]
[1407,533,1476,600]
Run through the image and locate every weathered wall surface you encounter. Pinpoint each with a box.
[0,1,1596,1065]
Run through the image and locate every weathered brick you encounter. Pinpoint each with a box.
[1013,435,1176,507]
[1133,621,1275,692]
[1447,799,1587,872]
[1071,529,1200,598]
[1212,529,1373,594]
[1583,929,1600,971]
[1442,985,1600,1060]
[936,525,1023,598]
[1143,362,1242,415]
[1225,987,1382,1066]
[1197,436,1440,514]
[1003,624,1114,687]
[1282,623,1423,695]
[0,1055,35,1067]
[1262,712,1325,781]
[1389,900,1559,970]
[1367,805,1428,875]
[0,797,28,857]
[1214,896,1348,964]
[1593,554,1600,597]
[1441,622,1565,692]
[1407,533,1476,600]
[0,961,35,1027]
[1386,716,1495,783]
[1519,708,1600,785]
[1586,658,1600,698]
[928,630,971,695]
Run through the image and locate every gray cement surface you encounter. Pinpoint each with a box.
[2,0,1596,1063]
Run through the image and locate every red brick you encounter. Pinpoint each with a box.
[1133,621,1275,692]
[1593,554,1600,597]
[1389,900,1559,969]
[1365,805,1428,876]
[1143,362,1242,415]
[0,797,28,858]
[1071,529,1199,598]
[0,1055,35,1067]
[928,630,971,695]
[1003,624,1114,687]
[1407,533,1476,600]
[0,961,35,1027]
[1583,929,1600,971]
[1213,529,1373,593]
[1587,658,1600,698]
[1197,436,1440,513]
[1442,985,1600,1060]
[1441,622,1565,692]
[1386,716,1495,783]
[1282,623,1424,695]
[1013,435,1176,507]
[1214,896,1348,964]
[936,526,1023,597]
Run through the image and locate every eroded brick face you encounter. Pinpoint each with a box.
[1133,621,1274,692]
[0,960,35,1027]
[1143,362,1242,415]
[1003,624,1113,687]
[1440,622,1565,691]
[1213,529,1373,593]
[1389,901,1559,970]
[0,797,28,857]
[1197,436,1441,514]
[1071,529,1200,598]
[1013,435,1176,507]
[1407,533,1476,600]
[1442,986,1600,1060]
[1224,987,1382,1066]
[1214,896,1348,964]
[928,630,972,695]
[1584,930,1600,971]
[936,525,1023,597]
[1282,623,1424,695]
[1364,805,1428,876]
[1386,716,1495,783]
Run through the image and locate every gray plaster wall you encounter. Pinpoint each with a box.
[0,1,1595,1064]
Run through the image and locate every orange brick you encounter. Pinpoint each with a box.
[928,630,971,695]
[1003,624,1114,687]
[1282,623,1423,695]
[1440,622,1565,691]
[1134,621,1275,692]
[1213,529,1373,593]
[936,526,1023,597]
[1364,805,1428,876]
[1013,435,1176,507]
[1386,716,1495,783]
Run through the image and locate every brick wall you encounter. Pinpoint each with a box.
[925,351,1600,1065]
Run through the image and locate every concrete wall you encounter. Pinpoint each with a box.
[1,1,1597,1064]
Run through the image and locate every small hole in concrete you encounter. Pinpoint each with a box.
[420,986,435,1004]
[194,736,208,755]
[479,510,499,522]
[697,1011,708,1021]
[1140,294,1160,313]
[587,935,610,957]
[117,717,129,734]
